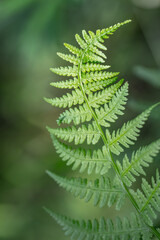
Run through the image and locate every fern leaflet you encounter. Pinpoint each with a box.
[117,139,160,186]
[47,122,100,145]
[106,104,158,155]
[47,171,125,210]
[131,169,160,226]
[44,89,83,108]
[50,78,79,89]
[51,136,111,175]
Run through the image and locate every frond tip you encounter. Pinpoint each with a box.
[74,20,132,65]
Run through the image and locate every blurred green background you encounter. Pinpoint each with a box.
[0,0,160,239]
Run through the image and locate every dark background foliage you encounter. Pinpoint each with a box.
[0,0,160,239]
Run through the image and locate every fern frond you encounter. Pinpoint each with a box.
[50,78,79,89]
[117,139,160,186]
[57,52,79,65]
[51,136,111,175]
[131,169,160,225]
[88,79,124,108]
[84,77,118,94]
[96,82,128,127]
[47,172,125,210]
[82,71,119,84]
[44,89,83,108]
[47,122,100,145]
[106,104,158,155]
[45,20,160,239]
[45,209,151,240]
[50,66,78,77]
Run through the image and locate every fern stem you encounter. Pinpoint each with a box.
[77,51,160,239]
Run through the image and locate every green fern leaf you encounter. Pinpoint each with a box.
[50,66,78,77]
[44,209,151,240]
[106,104,159,155]
[96,82,128,127]
[57,103,91,125]
[50,78,79,89]
[64,43,82,56]
[47,122,100,145]
[117,139,160,186]
[131,169,160,225]
[84,51,105,63]
[75,33,87,49]
[57,52,79,65]
[81,29,91,43]
[81,63,110,73]
[51,136,111,175]
[82,71,119,84]
[44,89,83,108]
[47,172,125,210]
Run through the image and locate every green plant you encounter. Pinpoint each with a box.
[44,20,160,239]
